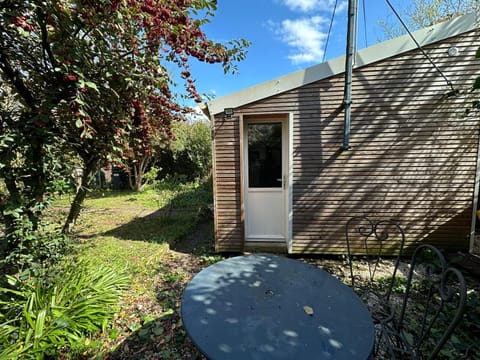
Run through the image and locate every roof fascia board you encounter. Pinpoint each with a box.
[207,12,478,116]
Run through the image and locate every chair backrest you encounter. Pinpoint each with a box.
[395,244,467,359]
[345,216,406,301]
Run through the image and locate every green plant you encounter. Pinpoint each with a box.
[376,274,408,294]
[38,182,215,357]
[0,216,71,276]
[157,121,213,182]
[449,288,480,358]
[199,255,224,266]
[1,0,248,237]
[142,166,160,188]
[0,260,129,359]
[374,265,479,359]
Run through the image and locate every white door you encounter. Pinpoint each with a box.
[244,119,288,242]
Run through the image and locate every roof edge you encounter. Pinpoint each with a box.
[207,12,479,116]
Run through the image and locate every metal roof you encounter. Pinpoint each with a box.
[206,12,479,116]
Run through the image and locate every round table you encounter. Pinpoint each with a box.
[181,254,374,360]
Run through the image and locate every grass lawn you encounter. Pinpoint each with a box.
[54,181,479,359]
[60,182,219,359]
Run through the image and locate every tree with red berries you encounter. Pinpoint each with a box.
[0,0,248,247]
[122,98,174,192]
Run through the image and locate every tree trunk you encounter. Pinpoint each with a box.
[130,156,150,192]
[62,158,98,234]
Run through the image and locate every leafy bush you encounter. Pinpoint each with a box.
[0,261,129,359]
[0,216,70,276]
[156,120,212,182]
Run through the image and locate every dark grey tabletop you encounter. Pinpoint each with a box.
[181,254,374,360]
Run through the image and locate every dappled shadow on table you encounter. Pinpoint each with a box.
[105,252,480,359]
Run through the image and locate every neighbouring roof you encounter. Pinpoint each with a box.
[206,12,479,116]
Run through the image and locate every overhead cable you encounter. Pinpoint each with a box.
[362,0,368,48]
[323,0,339,62]
[385,0,456,93]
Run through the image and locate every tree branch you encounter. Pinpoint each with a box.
[0,48,37,110]
[36,7,57,72]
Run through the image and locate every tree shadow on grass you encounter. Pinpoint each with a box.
[101,181,215,255]
[102,212,214,256]
[104,212,192,243]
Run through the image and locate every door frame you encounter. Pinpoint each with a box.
[240,113,293,252]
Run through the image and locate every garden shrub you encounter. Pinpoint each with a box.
[0,260,129,359]
[0,217,70,277]
[156,120,212,182]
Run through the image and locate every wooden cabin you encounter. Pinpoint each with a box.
[205,13,480,255]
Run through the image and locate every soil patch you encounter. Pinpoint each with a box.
[70,202,480,359]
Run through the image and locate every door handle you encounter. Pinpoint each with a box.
[276,176,287,189]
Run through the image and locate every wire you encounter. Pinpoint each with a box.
[385,0,456,93]
[323,0,339,63]
[353,0,359,64]
[362,0,368,48]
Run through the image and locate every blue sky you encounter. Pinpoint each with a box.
[187,0,400,104]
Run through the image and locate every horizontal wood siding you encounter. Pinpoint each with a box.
[213,29,480,255]
[212,116,243,252]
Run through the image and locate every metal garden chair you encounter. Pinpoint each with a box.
[345,216,406,323]
[375,244,467,359]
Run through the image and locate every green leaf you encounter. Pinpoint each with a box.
[109,329,120,340]
[127,322,140,332]
[34,310,47,339]
[23,308,35,329]
[0,135,14,148]
[75,119,83,128]
[152,326,164,336]
[84,81,99,92]
[74,98,86,106]
[138,328,150,339]
[3,208,23,217]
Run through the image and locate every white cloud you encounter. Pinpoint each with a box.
[270,0,348,64]
[281,0,347,13]
[185,106,209,123]
[273,16,328,65]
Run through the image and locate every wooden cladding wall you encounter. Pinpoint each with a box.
[212,29,480,254]
[212,116,243,252]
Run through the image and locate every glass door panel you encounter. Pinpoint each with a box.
[248,123,282,188]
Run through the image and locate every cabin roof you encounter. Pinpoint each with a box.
[206,12,479,116]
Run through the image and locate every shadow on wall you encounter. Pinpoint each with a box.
[291,37,479,254]
[419,207,473,253]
